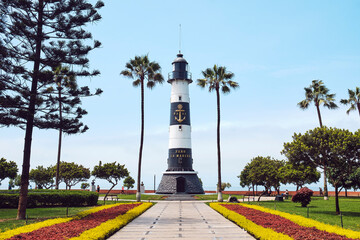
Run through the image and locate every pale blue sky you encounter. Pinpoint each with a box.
[1,1,360,191]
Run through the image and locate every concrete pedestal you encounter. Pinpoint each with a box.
[157,171,204,194]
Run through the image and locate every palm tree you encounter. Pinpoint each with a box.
[298,80,338,127]
[297,79,338,200]
[48,65,101,190]
[121,55,164,202]
[340,87,360,116]
[197,65,239,202]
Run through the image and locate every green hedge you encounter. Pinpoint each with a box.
[0,190,99,208]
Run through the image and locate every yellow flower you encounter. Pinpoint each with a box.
[223,203,360,240]
[70,203,153,240]
[210,203,293,240]
[0,217,73,240]
[0,203,125,240]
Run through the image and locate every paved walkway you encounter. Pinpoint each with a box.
[108,201,255,240]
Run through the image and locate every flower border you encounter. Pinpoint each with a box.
[237,203,360,239]
[69,202,152,240]
[0,203,141,240]
[210,203,293,240]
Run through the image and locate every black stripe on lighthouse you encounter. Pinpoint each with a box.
[167,148,193,171]
[170,102,190,125]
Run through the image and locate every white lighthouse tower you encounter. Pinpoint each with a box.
[156,53,204,194]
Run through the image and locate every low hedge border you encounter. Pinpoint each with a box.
[210,203,292,240]
[237,203,360,239]
[70,202,153,240]
[0,203,133,240]
[0,190,98,208]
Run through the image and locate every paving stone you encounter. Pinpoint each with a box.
[107,201,255,240]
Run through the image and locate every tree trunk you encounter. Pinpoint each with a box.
[56,88,62,190]
[17,0,44,220]
[335,184,340,215]
[104,184,116,205]
[257,187,267,202]
[323,164,328,200]
[216,88,222,202]
[357,102,360,117]
[136,77,145,202]
[316,103,328,199]
[345,188,348,197]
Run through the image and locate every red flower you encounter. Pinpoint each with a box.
[9,204,140,240]
[223,205,355,240]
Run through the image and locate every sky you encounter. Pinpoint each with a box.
[1,1,360,191]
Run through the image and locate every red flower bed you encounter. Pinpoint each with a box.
[9,203,141,240]
[223,204,355,240]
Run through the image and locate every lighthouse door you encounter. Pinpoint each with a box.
[176,177,186,193]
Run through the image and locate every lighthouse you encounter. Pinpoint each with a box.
[156,53,204,194]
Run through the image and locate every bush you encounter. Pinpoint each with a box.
[291,187,313,207]
[0,190,98,208]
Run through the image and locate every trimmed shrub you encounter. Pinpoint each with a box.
[291,187,313,207]
[0,190,98,208]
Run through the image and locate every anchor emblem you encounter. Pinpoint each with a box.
[174,104,186,123]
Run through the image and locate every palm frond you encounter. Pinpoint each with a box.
[340,99,349,105]
[324,101,338,109]
[228,80,239,89]
[208,85,216,92]
[132,79,141,87]
[125,62,134,71]
[153,73,164,83]
[221,85,230,94]
[348,89,355,99]
[197,79,207,88]
[355,87,360,97]
[224,72,234,80]
[202,68,214,78]
[304,87,313,99]
[120,70,133,78]
[147,80,155,89]
[149,62,161,72]
[121,54,163,91]
[346,104,357,115]
[298,100,310,109]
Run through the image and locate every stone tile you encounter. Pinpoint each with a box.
[107,201,255,240]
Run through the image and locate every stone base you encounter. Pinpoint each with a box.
[156,172,204,194]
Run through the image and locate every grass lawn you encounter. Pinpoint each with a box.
[247,197,360,231]
[101,194,167,201]
[0,206,93,232]
[194,194,244,201]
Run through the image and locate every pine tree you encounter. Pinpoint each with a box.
[0,0,104,219]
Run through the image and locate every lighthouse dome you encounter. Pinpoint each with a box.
[172,53,188,64]
[168,53,192,83]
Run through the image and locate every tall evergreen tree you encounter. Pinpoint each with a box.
[0,0,104,219]
[297,79,338,200]
[120,55,164,202]
[197,65,239,202]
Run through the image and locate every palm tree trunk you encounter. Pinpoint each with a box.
[357,102,360,117]
[56,89,62,190]
[216,88,223,202]
[17,0,44,220]
[316,104,328,199]
[136,78,145,202]
[316,104,323,127]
